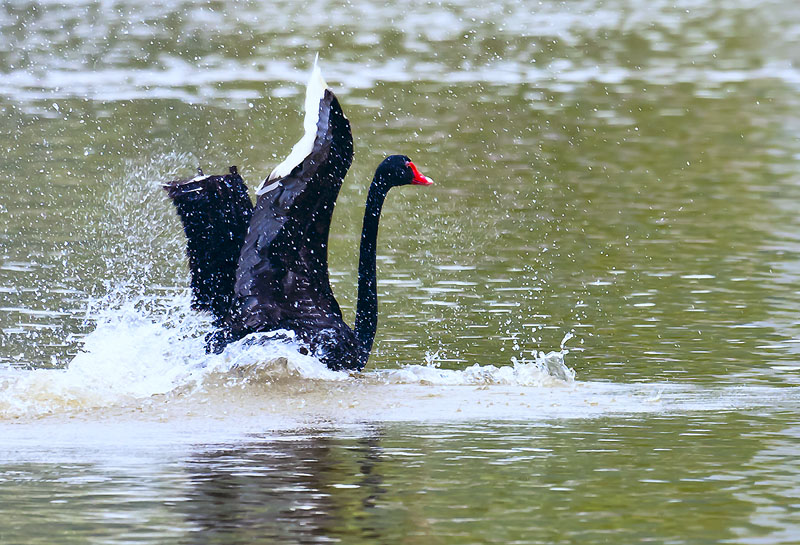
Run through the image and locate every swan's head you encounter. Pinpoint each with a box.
[377,155,434,188]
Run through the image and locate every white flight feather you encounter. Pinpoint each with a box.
[256,57,328,196]
[259,180,280,194]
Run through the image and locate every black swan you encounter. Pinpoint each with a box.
[164,62,432,371]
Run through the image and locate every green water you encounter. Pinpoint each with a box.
[2,0,800,543]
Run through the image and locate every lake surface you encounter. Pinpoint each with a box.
[2,0,800,543]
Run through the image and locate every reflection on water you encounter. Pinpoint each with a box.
[182,433,390,543]
[2,416,800,544]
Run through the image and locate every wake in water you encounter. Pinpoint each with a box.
[2,287,795,425]
[4,285,793,425]
[0,285,575,419]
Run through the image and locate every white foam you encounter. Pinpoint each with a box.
[256,56,329,195]
[0,285,578,420]
[369,351,573,387]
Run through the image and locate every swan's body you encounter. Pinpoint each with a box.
[165,61,432,371]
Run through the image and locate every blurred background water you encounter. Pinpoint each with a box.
[2,0,800,543]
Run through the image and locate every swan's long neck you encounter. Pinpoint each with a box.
[354,178,389,366]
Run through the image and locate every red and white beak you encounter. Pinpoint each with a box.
[407,161,434,186]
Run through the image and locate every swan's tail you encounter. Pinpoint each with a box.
[163,166,253,321]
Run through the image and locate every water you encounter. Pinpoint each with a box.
[3,0,800,542]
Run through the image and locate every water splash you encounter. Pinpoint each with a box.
[369,350,573,386]
[0,281,577,420]
[0,279,582,420]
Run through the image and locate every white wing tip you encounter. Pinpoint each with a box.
[309,54,328,92]
[257,55,330,191]
[255,180,281,196]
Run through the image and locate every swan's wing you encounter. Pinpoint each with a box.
[164,166,253,321]
[227,65,353,335]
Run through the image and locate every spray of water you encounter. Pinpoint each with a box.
[0,286,574,419]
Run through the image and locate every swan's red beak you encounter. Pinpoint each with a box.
[408,161,434,186]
